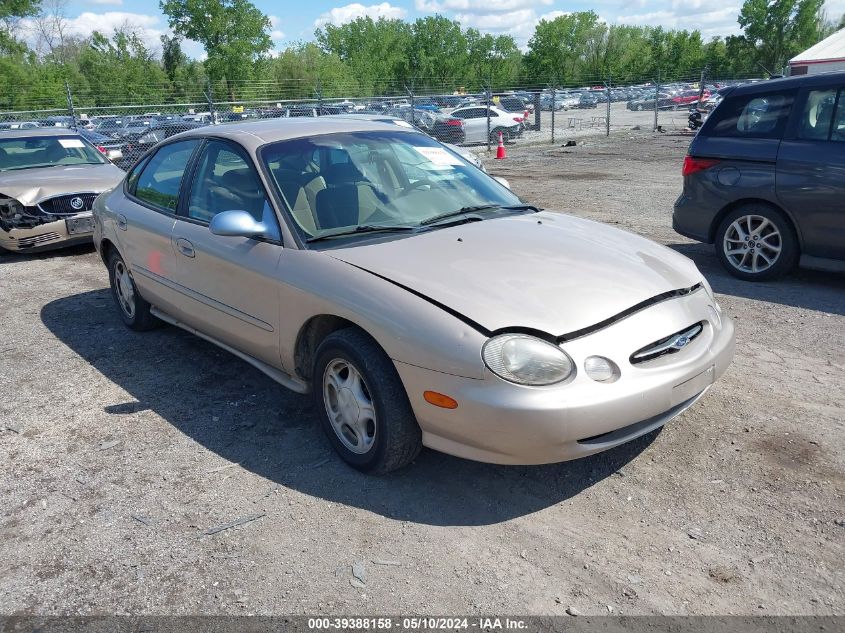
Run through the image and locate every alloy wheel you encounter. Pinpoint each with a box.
[322,358,377,455]
[113,260,136,319]
[722,214,782,274]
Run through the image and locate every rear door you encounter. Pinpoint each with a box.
[171,138,284,366]
[776,82,845,261]
[119,139,200,317]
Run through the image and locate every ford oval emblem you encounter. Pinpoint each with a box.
[70,196,84,210]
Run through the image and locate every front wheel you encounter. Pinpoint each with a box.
[108,251,160,330]
[313,328,422,474]
[491,129,511,144]
[714,205,798,281]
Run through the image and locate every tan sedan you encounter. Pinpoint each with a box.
[93,118,734,473]
[0,129,124,252]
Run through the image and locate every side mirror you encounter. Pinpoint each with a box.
[209,209,267,239]
[493,176,511,190]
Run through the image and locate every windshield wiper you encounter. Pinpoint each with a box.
[420,204,540,227]
[306,224,417,243]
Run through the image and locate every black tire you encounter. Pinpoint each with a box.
[313,328,422,474]
[107,250,160,330]
[714,204,799,281]
[636,104,643,111]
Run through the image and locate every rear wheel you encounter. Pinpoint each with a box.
[715,204,798,281]
[313,328,422,474]
[108,251,160,330]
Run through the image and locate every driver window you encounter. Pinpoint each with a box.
[188,141,274,227]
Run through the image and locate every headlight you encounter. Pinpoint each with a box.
[482,334,574,386]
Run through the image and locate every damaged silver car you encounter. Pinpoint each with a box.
[0,129,124,253]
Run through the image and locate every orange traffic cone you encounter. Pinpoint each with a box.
[495,131,507,159]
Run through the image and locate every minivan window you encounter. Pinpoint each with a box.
[133,140,199,211]
[708,91,794,139]
[831,91,845,142]
[797,89,837,140]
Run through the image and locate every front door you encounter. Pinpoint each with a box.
[171,139,284,367]
[777,83,845,261]
[119,139,200,317]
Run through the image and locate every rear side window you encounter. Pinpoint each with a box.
[833,94,845,142]
[707,91,795,139]
[797,89,837,140]
[133,140,200,211]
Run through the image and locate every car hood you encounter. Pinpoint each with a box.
[328,211,703,337]
[0,163,124,205]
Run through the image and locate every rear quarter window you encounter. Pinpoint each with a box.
[705,90,795,139]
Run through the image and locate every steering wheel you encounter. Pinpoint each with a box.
[399,178,435,197]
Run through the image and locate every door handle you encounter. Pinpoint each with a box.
[175,238,195,258]
[116,214,127,231]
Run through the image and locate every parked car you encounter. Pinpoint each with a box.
[671,90,710,109]
[0,129,124,252]
[93,118,734,472]
[78,129,124,162]
[627,93,673,111]
[673,72,845,280]
[0,121,40,130]
[443,105,523,144]
[110,121,207,169]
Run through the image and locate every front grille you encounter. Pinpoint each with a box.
[16,232,62,248]
[39,193,98,216]
[630,322,704,365]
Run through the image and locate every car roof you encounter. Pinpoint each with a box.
[0,127,80,138]
[170,117,425,150]
[729,71,845,96]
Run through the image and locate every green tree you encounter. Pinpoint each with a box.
[316,17,413,94]
[161,34,186,82]
[737,0,827,73]
[160,0,272,98]
[524,12,602,83]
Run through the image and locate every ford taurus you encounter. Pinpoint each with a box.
[93,118,735,473]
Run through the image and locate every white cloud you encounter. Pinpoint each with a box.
[416,0,551,11]
[314,3,407,28]
[269,15,285,40]
[19,11,210,60]
[615,4,741,38]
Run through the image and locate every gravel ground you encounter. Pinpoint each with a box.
[0,131,843,617]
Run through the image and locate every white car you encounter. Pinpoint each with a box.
[448,106,524,144]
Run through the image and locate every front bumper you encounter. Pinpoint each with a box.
[394,288,735,465]
[0,213,94,253]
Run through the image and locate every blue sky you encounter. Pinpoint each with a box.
[36,0,845,59]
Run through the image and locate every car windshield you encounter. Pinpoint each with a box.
[261,130,523,242]
[0,135,105,171]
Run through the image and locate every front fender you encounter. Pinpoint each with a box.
[276,249,488,380]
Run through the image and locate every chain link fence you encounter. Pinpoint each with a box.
[0,72,764,168]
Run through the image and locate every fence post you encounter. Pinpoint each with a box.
[605,76,611,137]
[407,81,415,127]
[205,78,216,124]
[551,83,556,144]
[485,85,492,152]
[533,91,541,131]
[316,78,323,114]
[65,80,77,130]
[653,72,660,132]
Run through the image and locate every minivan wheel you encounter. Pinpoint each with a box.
[715,205,798,281]
[107,251,160,330]
[313,328,422,474]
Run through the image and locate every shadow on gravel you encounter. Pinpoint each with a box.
[669,242,845,317]
[42,289,657,527]
[0,243,95,264]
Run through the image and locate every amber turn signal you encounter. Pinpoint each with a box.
[423,391,458,409]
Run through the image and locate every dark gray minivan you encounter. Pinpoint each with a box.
[673,72,845,281]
